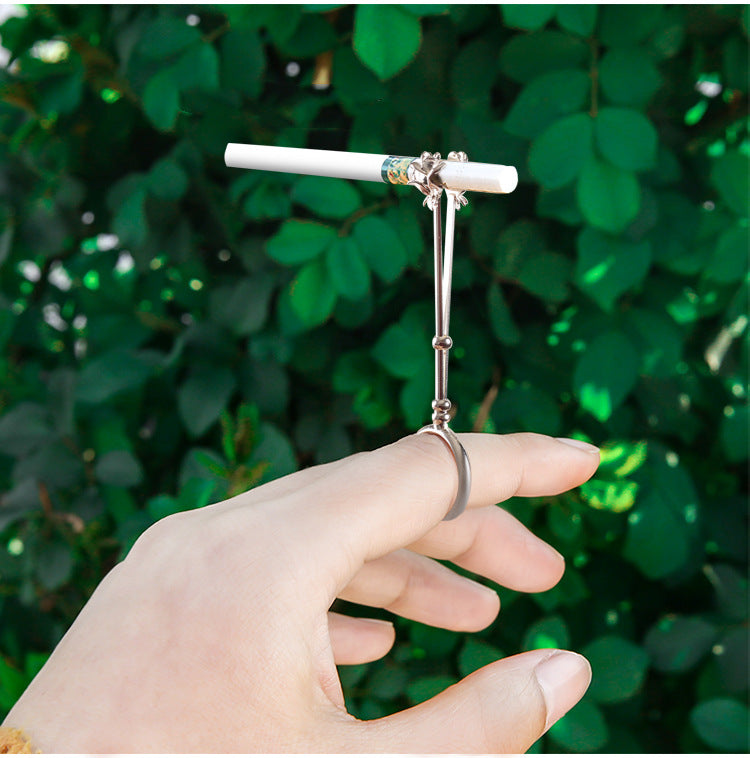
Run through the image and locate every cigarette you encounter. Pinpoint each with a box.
[224,143,518,195]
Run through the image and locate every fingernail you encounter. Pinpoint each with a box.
[362,618,394,629]
[466,576,501,599]
[555,437,600,454]
[535,651,592,732]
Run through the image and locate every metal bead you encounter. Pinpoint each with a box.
[432,335,453,350]
[447,150,468,163]
[432,398,452,412]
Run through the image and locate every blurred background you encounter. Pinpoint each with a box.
[0,4,747,752]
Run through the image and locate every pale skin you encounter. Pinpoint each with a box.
[5,432,599,753]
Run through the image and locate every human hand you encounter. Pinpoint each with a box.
[5,432,599,753]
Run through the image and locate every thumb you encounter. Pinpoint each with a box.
[366,649,591,753]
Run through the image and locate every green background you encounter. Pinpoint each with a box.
[0,4,747,752]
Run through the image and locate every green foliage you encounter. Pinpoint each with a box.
[353,5,422,80]
[0,4,746,753]
[549,698,609,752]
[690,698,750,752]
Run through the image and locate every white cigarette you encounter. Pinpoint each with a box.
[224,143,518,195]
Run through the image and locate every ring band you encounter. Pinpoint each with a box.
[417,424,472,520]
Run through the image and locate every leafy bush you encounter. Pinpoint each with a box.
[0,4,747,752]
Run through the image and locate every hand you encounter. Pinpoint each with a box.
[5,432,599,752]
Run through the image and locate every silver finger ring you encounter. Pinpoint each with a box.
[417,423,471,520]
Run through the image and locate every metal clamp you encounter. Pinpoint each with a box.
[411,151,471,521]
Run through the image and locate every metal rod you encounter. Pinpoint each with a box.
[433,198,449,420]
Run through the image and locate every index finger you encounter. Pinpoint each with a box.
[285,433,599,599]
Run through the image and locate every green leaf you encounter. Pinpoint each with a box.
[723,35,749,93]
[278,13,338,57]
[705,563,749,621]
[112,187,148,247]
[548,503,584,542]
[244,182,292,220]
[288,259,338,327]
[529,113,593,188]
[450,38,498,116]
[0,657,30,711]
[368,661,408,700]
[76,349,153,403]
[406,675,457,705]
[594,107,658,172]
[505,69,591,140]
[353,5,422,80]
[266,219,337,265]
[705,224,750,283]
[556,5,598,36]
[325,237,370,301]
[499,30,588,84]
[292,176,361,219]
[575,227,652,310]
[625,308,684,378]
[333,350,378,393]
[332,47,387,111]
[644,615,717,673]
[721,404,749,462]
[457,638,504,677]
[518,250,572,302]
[142,69,180,131]
[577,158,641,233]
[716,627,750,693]
[240,357,289,416]
[35,539,74,591]
[247,422,298,484]
[690,698,750,752]
[137,16,201,59]
[209,274,275,336]
[523,615,571,651]
[584,635,650,704]
[37,68,84,117]
[599,4,663,47]
[220,28,266,98]
[148,158,189,200]
[177,42,220,92]
[373,321,426,379]
[0,403,52,457]
[353,215,409,283]
[303,4,346,13]
[537,183,584,225]
[177,366,236,438]
[487,282,521,346]
[410,622,459,657]
[624,492,691,578]
[711,150,750,217]
[549,699,609,752]
[494,218,545,278]
[573,331,640,422]
[24,652,49,681]
[580,478,639,512]
[502,5,556,31]
[0,215,13,268]
[597,439,648,478]
[491,385,563,437]
[599,48,663,107]
[401,5,449,16]
[399,361,433,429]
[147,494,181,522]
[94,450,145,488]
